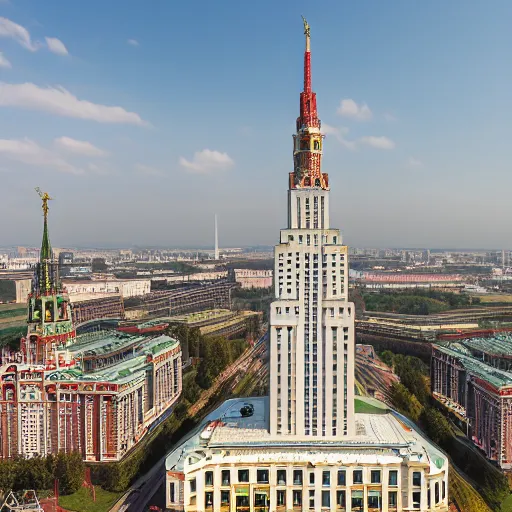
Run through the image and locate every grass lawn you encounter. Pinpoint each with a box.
[502,493,512,512]
[59,486,122,512]
[475,294,512,303]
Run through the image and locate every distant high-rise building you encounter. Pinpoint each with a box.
[214,214,219,260]
[59,251,74,266]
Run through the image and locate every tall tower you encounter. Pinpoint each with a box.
[214,214,219,260]
[269,18,355,438]
[23,189,75,366]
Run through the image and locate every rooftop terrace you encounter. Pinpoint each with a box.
[166,396,448,477]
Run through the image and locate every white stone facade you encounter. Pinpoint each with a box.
[234,269,273,289]
[63,278,151,298]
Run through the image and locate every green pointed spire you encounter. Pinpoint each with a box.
[36,188,55,294]
[40,211,52,262]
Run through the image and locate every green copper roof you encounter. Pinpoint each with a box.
[434,343,512,388]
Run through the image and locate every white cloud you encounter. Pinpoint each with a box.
[127,39,139,46]
[322,123,356,150]
[384,112,397,122]
[0,138,82,174]
[88,162,116,175]
[0,52,11,68]
[0,16,40,51]
[135,163,164,176]
[407,157,423,168]
[54,136,107,157]
[45,37,69,56]
[337,98,372,121]
[359,136,395,150]
[179,149,234,173]
[0,82,148,125]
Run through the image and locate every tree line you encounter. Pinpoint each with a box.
[364,289,481,315]
[0,452,84,495]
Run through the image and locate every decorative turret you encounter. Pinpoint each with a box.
[22,189,75,366]
[290,17,329,191]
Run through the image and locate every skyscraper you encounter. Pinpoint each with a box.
[165,19,449,512]
[215,214,219,261]
[269,16,355,439]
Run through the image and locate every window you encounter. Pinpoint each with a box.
[388,491,397,508]
[370,470,381,484]
[353,470,363,484]
[189,479,196,493]
[435,482,440,503]
[221,470,230,486]
[337,470,346,486]
[221,490,230,505]
[336,490,346,508]
[205,471,213,486]
[257,469,269,483]
[322,471,330,486]
[169,482,175,503]
[368,491,381,509]
[412,472,421,487]
[351,490,363,510]
[388,470,398,486]
[309,489,315,509]
[412,491,421,509]
[205,491,214,509]
[277,490,286,506]
[292,490,302,507]
[321,490,330,508]
[309,472,315,485]
[277,469,286,485]
[238,469,249,482]
[236,495,249,508]
[255,492,268,507]
[293,469,303,485]
[442,481,446,500]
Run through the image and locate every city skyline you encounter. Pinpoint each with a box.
[1,1,512,249]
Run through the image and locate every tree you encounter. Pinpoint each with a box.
[0,458,17,491]
[379,350,394,367]
[54,452,84,495]
[389,382,423,422]
[421,408,452,447]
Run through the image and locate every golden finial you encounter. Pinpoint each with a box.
[302,16,311,50]
[35,187,53,217]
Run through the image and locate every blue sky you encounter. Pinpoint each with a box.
[1,0,511,249]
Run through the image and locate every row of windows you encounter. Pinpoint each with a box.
[186,478,446,510]
[197,468,407,489]
[200,488,397,510]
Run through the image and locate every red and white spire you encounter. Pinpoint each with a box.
[290,17,328,190]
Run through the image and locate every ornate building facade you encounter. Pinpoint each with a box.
[0,194,182,462]
[432,336,512,469]
[165,19,449,512]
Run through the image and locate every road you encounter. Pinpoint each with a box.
[113,333,268,512]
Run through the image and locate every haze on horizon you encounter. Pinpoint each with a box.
[1,0,511,251]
